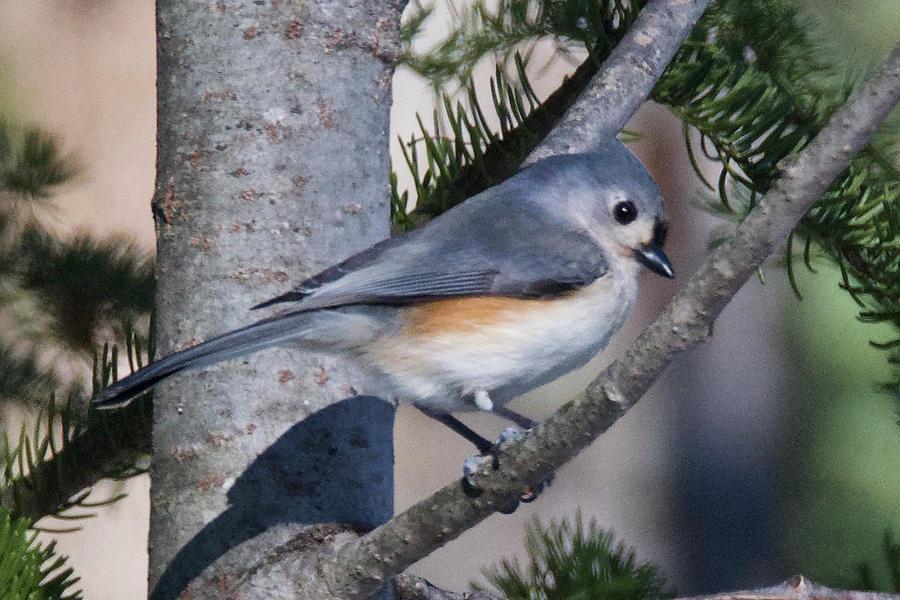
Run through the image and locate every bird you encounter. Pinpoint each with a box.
[91,138,673,500]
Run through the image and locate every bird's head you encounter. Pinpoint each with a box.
[545,141,674,279]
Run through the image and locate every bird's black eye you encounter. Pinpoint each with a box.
[613,201,638,225]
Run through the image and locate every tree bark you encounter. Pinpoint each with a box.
[676,576,900,600]
[150,1,402,599]
[392,575,900,600]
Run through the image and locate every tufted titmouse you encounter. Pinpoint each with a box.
[92,139,673,465]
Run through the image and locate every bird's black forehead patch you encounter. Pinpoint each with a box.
[652,220,668,247]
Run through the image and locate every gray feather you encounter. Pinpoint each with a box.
[91,310,383,408]
[255,153,620,312]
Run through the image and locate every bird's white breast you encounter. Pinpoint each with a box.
[363,272,638,413]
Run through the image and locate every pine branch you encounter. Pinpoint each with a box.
[392,59,548,226]
[681,576,900,600]
[1,335,153,524]
[0,221,153,411]
[477,511,672,600]
[395,1,645,223]
[0,341,62,404]
[525,0,713,163]
[15,226,155,353]
[0,508,82,600]
[395,574,501,600]
[312,38,900,600]
[0,398,151,524]
[650,0,900,389]
[401,0,639,88]
[0,121,75,198]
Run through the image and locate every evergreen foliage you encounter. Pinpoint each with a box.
[1,330,152,524]
[396,0,900,392]
[0,345,59,405]
[653,0,900,389]
[0,508,81,600]
[394,1,643,225]
[401,0,641,87]
[477,511,672,600]
[0,120,154,523]
[16,227,154,353]
[0,122,73,198]
[392,57,546,227]
[0,120,155,404]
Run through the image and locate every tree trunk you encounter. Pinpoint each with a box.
[149,1,402,598]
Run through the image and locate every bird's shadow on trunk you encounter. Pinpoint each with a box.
[150,395,395,600]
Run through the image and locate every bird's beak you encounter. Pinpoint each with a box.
[634,243,674,279]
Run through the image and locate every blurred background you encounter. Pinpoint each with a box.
[0,1,898,599]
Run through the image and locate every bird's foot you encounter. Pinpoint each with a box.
[460,426,553,513]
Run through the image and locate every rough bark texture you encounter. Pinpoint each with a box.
[679,576,900,600]
[317,41,900,600]
[391,575,900,600]
[150,1,402,599]
[394,574,501,600]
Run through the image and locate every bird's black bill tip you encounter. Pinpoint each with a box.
[634,244,674,279]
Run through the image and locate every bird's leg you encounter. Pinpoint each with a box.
[491,405,537,430]
[488,405,553,504]
[414,404,494,455]
[466,390,551,511]
[413,402,516,511]
[414,394,551,513]
[472,391,531,450]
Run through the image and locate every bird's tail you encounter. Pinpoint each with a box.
[91,310,364,409]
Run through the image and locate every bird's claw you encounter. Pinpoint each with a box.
[496,426,523,445]
[461,453,496,498]
[520,472,555,503]
[459,427,553,512]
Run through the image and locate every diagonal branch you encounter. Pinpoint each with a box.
[678,576,900,600]
[394,574,900,600]
[316,40,900,600]
[526,0,714,164]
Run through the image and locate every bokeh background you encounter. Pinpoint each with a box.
[1,1,898,599]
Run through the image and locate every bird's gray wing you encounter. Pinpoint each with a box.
[254,186,607,312]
